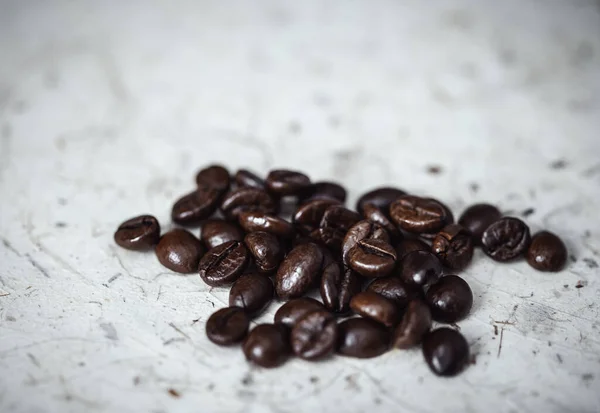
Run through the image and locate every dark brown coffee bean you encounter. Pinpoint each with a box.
[274,297,325,328]
[229,273,274,315]
[390,195,450,234]
[244,231,284,274]
[356,187,406,215]
[422,327,469,376]
[234,169,265,189]
[293,198,341,233]
[347,239,397,278]
[238,211,295,239]
[290,310,338,360]
[172,187,221,225]
[200,219,244,249]
[114,215,160,250]
[320,265,362,314]
[275,243,324,299]
[342,220,389,265]
[350,291,399,327]
[220,187,277,220]
[198,240,249,286]
[425,275,473,323]
[431,224,474,270]
[300,181,347,203]
[206,307,250,345]
[336,318,390,359]
[362,203,402,241]
[366,277,422,310]
[481,217,531,262]
[418,200,455,240]
[458,203,501,245]
[196,164,230,193]
[395,238,430,261]
[243,324,290,368]
[318,205,361,250]
[266,169,311,196]
[400,250,443,287]
[392,299,432,349]
[155,229,204,273]
[527,231,567,272]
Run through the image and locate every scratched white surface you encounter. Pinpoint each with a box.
[1,1,600,412]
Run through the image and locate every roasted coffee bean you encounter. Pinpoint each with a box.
[431,224,474,270]
[342,220,389,265]
[400,250,443,287]
[347,239,397,278]
[196,164,230,193]
[336,318,390,359]
[362,203,402,241]
[458,203,501,245]
[356,187,407,215]
[276,243,324,299]
[206,307,250,345]
[318,205,361,250]
[395,238,430,261]
[425,275,473,323]
[418,200,455,240]
[291,310,338,360]
[244,231,284,274]
[392,299,432,349]
[422,327,469,377]
[481,217,531,262]
[366,277,422,309]
[293,198,341,233]
[172,187,221,225]
[220,187,277,220]
[155,229,204,273]
[350,291,399,327]
[274,297,325,328]
[390,195,450,234]
[234,169,265,189]
[200,219,244,249]
[238,211,295,239]
[321,266,362,314]
[527,231,567,272]
[243,324,290,368]
[266,169,311,196]
[229,273,274,315]
[300,181,347,203]
[198,240,249,286]
[114,215,160,250]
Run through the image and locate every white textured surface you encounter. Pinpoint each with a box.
[1,1,600,412]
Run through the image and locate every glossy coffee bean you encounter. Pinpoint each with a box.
[276,243,324,299]
[527,231,567,272]
[291,310,338,360]
[342,220,389,265]
[274,297,325,329]
[392,299,432,349]
[198,240,250,286]
[244,231,284,274]
[229,273,274,315]
[234,169,265,189]
[458,203,501,245]
[336,318,390,359]
[114,215,160,250]
[395,238,430,261]
[155,229,204,273]
[206,307,250,345]
[350,291,399,327]
[481,217,531,262]
[418,200,455,240]
[366,277,422,310]
[293,198,341,233]
[200,219,244,249]
[362,203,402,241]
[356,187,406,215]
[243,324,290,368]
[220,187,277,220]
[238,211,295,239]
[431,224,474,270]
[320,266,362,314]
[390,195,450,234]
[318,205,361,250]
[422,328,469,377]
[172,187,221,225]
[400,250,443,287]
[300,181,347,203]
[425,275,473,323]
[195,164,230,193]
[266,169,311,196]
[347,239,397,278]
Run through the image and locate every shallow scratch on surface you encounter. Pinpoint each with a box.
[168,323,191,341]
[99,322,119,341]
[1,237,21,256]
[106,273,122,284]
[109,245,145,281]
[27,353,41,368]
[24,254,51,278]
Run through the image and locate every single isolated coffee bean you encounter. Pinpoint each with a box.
[195,164,230,193]
[356,187,406,215]
[300,181,347,203]
[234,169,265,189]
[400,250,443,288]
[229,273,274,315]
[320,266,362,314]
[362,203,402,241]
[458,203,501,245]
[198,240,250,286]
[336,318,390,359]
[244,231,284,274]
[481,217,531,262]
[220,187,277,221]
[200,219,244,249]
[265,169,311,196]
[422,327,469,377]
[527,231,567,272]
[318,205,361,250]
[238,211,295,239]
[293,198,341,234]
[342,220,389,265]
[243,324,290,368]
[431,224,474,270]
[156,229,205,273]
[205,307,250,345]
[425,275,473,323]
[274,297,325,329]
[418,200,455,240]
[366,277,422,310]
[276,243,324,299]
[172,187,221,225]
[350,291,400,327]
[290,310,338,360]
[347,238,397,278]
[390,195,450,234]
[393,299,432,349]
[395,238,431,261]
[114,215,160,250]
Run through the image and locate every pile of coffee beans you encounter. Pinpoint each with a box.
[114,165,568,376]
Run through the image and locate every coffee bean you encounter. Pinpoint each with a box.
[392,299,432,349]
[390,195,450,234]
[244,231,284,274]
[291,310,338,360]
[422,327,469,376]
[458,203,501,245]
[276,243,324,299]
[320,266,362,314]
[274,297,325,328]
[293,198,341,234]
[198,240,250,286]
[527,231,567,272]
[300,181,347,203]
[234,169,265,189]
[481,217,531,262]
[114,215,160,250]
[342,220,389,265]
[172,187,221,225]
[418,200,455,240]
[220,187,277,220]
[238,211,295,239]
[229,273,274,315]
[196,164,230,193]
[366,277,422,309]
[243,324,290,368]
[350,291,399,327]
[206,307,250,345]
[155,229,204,273]
[431,224,474,270]
[266,169,311,196]
[356,187,406,215]
[395,238,430,261]
[362,203,402,241]
[425,275,473,323]
[347,238,397,278]
[200,219,244,249]
[336,318,390,359]
[400,250,443,287]
[318,205,361,250]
